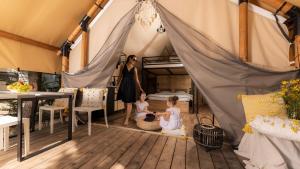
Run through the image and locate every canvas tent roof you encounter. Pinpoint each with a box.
[0,0,299,73]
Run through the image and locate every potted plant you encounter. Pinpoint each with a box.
[280,79,300,120]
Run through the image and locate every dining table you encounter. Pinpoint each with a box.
[0,91,73,162]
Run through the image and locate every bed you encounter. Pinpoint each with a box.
[147,91,192,113]
[142,55,193,113]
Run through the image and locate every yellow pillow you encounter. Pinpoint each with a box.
[241,92,287,123]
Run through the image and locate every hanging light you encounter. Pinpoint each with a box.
[135,0,158,28]
[157,24,165,33]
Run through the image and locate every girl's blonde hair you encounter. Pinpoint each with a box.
[168,96,179,105]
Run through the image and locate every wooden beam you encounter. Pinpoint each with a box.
[80,31,89,69]
[239,0,248,61]
[294,8,300,68]
[249,0,294,16]
[57,0,109,56]
[295,35,300,68]
[0,30,59,51]
[62,56,69,72]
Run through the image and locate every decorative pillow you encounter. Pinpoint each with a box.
[53,88,78,107]
[241,92,288,123]
[81,88,107,107]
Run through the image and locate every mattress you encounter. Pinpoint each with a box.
[147,91,192,101]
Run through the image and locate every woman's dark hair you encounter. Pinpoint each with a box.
[126,55,137,64]
[168,96,179,105]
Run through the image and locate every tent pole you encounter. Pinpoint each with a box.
[56,0,107,56]
[294,8,300,68]
[239,0,248,62]
[80,15,90,69]
[61,41,72,72]
[81,32,89,69]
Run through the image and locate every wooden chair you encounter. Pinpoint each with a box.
[72,88,108,136]
[39,88,77,134]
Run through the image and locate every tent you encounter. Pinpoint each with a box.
[61,0,300,145]
[0,0,300,145]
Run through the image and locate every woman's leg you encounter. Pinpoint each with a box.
[124,103,132,125]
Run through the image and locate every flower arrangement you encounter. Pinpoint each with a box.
[279,79,300,120]
[6,81,32,93]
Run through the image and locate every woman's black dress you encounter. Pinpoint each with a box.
[117,66,136,103]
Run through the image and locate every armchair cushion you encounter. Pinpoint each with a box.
[81,88,107,108]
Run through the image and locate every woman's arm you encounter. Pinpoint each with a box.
[134,68,144,93]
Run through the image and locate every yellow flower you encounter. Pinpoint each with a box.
[292,119,300,127]
[242,123,253,134]
[291,126,299,133]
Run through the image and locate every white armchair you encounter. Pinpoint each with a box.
[73,88,108,136]
[39,88,78,134]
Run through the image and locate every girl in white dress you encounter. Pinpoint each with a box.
[135,93,150,120]
[156,96,181,130]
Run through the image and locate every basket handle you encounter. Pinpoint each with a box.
[200,116,213,124]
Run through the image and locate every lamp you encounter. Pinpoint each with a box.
[135,0,158,28]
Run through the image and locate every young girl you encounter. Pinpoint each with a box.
[135,93,150,120]
[156,96,181,130]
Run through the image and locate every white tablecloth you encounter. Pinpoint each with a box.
[235,116,300,169]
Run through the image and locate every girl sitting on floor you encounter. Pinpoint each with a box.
[135,93,150,120]
[156,96,182,130]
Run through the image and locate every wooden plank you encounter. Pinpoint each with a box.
[171,139,186,169]
[186,140,200,169]
[61,129,133,169]
[222,144,244,169]
[0,125,70,160]
[125,134,159,169]
[0,29,59,51]
[93,132,143,169]
[1,124,87,168]
[15,126,110,169]
[196,145,214,169]
[110,133,151,169]
[156,137,176,169]
[49,128,125,169]
[140,136,168,169]
[210,149,229,169]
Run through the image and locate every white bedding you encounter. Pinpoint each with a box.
[147,91,192,101]
[235,116,300,169]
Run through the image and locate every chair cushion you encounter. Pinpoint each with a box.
[40,106,65,111]
[81,88,106,107]
[241,92,288,123]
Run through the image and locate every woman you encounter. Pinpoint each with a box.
[117,55,144,125]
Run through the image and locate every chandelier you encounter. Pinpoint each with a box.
[135,0,158,28]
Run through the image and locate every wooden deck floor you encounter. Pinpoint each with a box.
[97,105,219,138]
[0,123,244,169]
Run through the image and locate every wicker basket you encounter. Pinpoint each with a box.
[136,118,161,131]
[193,116,223,151]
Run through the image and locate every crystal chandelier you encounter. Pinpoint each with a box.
[135,0,158,28]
